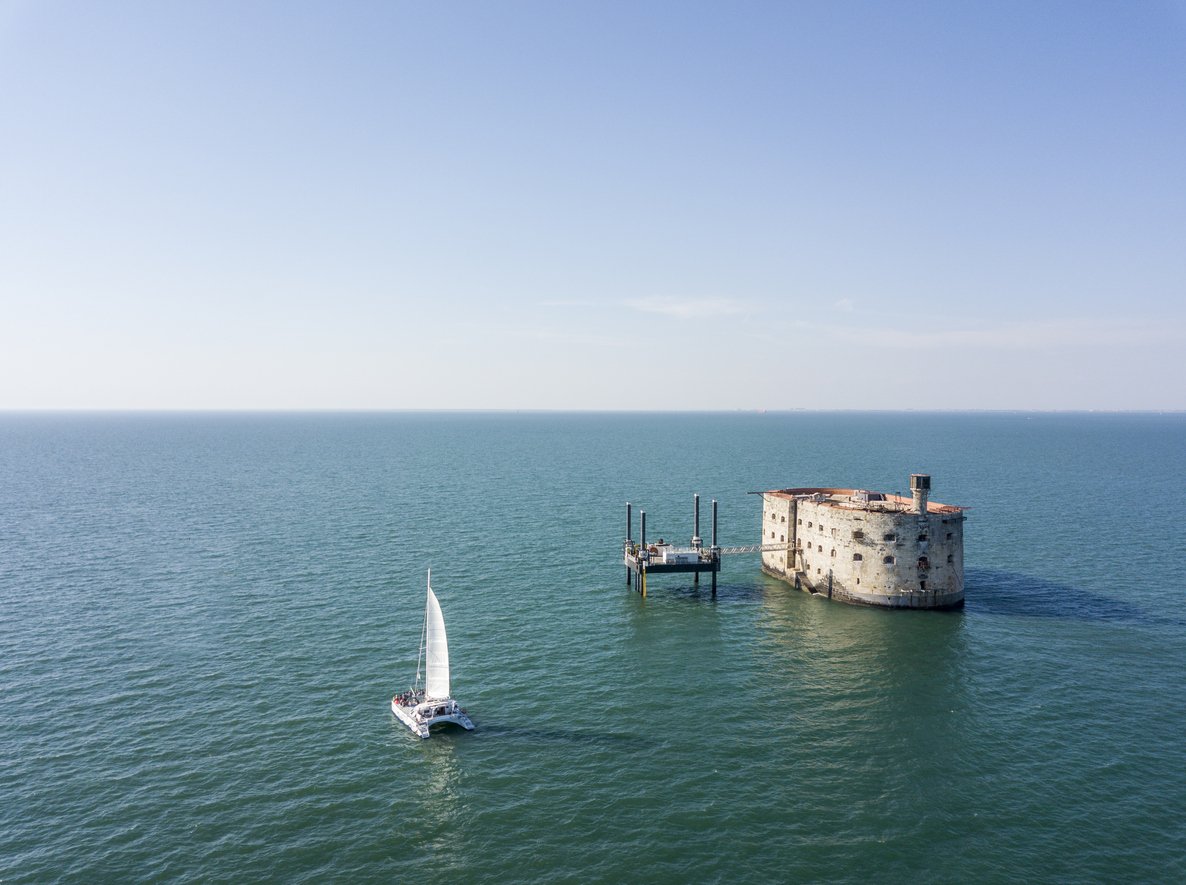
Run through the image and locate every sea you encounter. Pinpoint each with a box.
[2,411,1184,883]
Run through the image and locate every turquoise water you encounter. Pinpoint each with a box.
[2,412,1184,882]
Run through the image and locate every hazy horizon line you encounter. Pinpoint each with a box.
[2,407,1183,416]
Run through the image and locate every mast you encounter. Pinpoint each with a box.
[415,568,430,689]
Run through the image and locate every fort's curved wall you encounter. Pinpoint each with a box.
[760,481,965,610]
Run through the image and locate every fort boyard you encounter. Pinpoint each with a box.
[761,474,966,610]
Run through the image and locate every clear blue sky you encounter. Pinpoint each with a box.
[1,1,1183,409]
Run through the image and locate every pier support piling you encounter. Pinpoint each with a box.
[625,502,632,586]
[711,498,719,594]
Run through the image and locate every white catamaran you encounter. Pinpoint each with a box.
[391,569,474,739]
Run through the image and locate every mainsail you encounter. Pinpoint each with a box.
[424,583,451,699]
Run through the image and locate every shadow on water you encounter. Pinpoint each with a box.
[475,723,636,746]
[966,567,1180,626]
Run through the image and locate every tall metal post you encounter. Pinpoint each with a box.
[711,498,718,594]
[626,502,632,586]
[693,493,701,585]
[640,511,647,597]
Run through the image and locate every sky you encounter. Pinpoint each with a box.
[1,0,1184,410]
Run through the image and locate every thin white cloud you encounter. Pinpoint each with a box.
[834,297,855,313]
[624,296,744,319]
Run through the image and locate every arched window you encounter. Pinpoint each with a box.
[853,553,863,562]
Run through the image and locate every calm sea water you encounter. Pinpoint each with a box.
[2,412,1184,883]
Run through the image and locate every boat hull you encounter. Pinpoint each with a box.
[391,698,474,739]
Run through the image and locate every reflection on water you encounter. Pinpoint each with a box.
[755,577,973,769]
[385,723,464,869]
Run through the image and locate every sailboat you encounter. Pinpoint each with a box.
[391,569,474,739]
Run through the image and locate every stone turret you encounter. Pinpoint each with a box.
[911,473,930,514]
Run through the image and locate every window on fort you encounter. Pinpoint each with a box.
[817,544,823,552]
[920,580,927,591]
[770,531,775,539]
[830,549,836,557]
[781,516,785,523]
[853,530,864,539]
[798,519,802,525]
[807,522,812,528]
[918,534,928,542]
[947,554,954,564]
[853,553,863,561]
[884,555,895,564]
[884,533,896,542]
[918,556,929,569]
[946,532,953,541]
[780,535,785,542]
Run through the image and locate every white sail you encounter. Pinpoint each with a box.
[424,584,450,699]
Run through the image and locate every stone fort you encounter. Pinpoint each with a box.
[760,474,965,609]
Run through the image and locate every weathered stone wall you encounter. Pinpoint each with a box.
[761,490,964,610]
[760,494,796,577]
